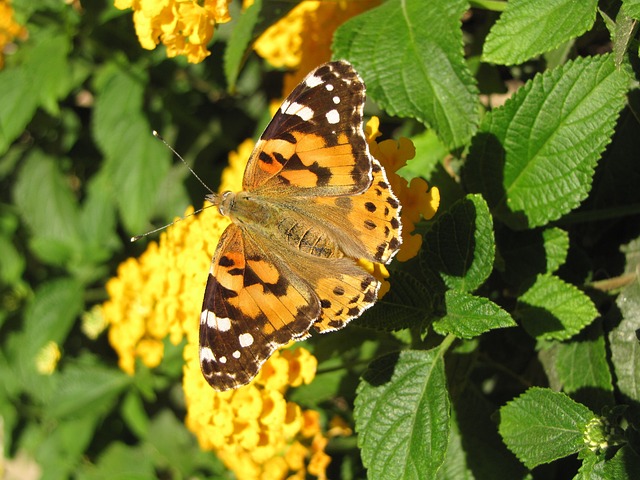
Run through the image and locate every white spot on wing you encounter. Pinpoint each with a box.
[239,333,254,347]
[333,96,340,104]
[200,347,215,363]
[280,99,291,114]
[219,356,227,364]
[305,74,323,88]
[232,350,241,359]
[326,109,340,124]
[206,312,231,332]
[325,83,334,91]
[285,102,314,121]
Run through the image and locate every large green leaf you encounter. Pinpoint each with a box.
[434,290,515,339]
[554,322,614,411]
[464,54,629,229]
[355,350,449,480]
[13,151,83,266]
[622,0,640,18]
[0,30,71,154]
[47,361,130,419]
[483,0,598,65]
[499,387,594,469]
[92,65,171,234]
[333,0,478,149]
[517,274,598,341]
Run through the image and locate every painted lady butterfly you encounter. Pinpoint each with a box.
[200,61,402,391]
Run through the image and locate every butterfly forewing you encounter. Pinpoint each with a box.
[243,61,372,198]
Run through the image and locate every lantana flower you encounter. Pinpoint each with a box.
[114,0,231,63]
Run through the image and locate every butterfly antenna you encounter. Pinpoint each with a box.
[130,204,216,242]
[152,130,215,195]
[130,131,219,242]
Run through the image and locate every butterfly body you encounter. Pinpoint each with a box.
[200,61,402,391]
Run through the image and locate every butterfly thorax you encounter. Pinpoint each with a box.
[207,190,344,259]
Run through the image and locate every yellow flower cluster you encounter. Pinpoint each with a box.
[114,0,231,63]
[365,117,440,263]
[252,0,380,93]
[103,139,331,479]
[0,0,27,69]
[184,345,329,479]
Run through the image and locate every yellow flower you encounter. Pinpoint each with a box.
[0,0,28,69]
[35,341,61,375]
[327,415,353,438]
[115,0,231,63]
[365,117,440,262]
[252,0,380,93]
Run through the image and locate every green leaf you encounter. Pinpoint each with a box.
[0,230,24,285]
[13,150,83,266]
[48,361,130,419]
[483,0,598,65]
[498,387,595,469]
[355,350,449,480]
[424,194,495,293]
[0,67,39,156]
[76,442,155,480]
[224,0,262,90]
[554,321,614,410]
[22,29,72,115]
[440,388,526,479]
[434,290,515,339]
[333,0,478,149]
[622,0,640,19]
[224,0,301,89]
[359,269,434,331]
[120,390,150,440]
[35,414,100,480]
[145,410,227,476]
[578,445,640,480]
[0,30,71,154]
[612,10,638,68]
[517,274,598,340]
[464,54,629,229]
[610,239,640,410]
[79,169,120,268]
[15,278,83,380]
[498,227,569,287]
[92,65,171,233]
[401,129,448,182]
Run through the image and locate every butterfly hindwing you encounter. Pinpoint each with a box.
[310,156,402,264]
[243,61,372,198]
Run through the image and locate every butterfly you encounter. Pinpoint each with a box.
[199,60,402,391]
